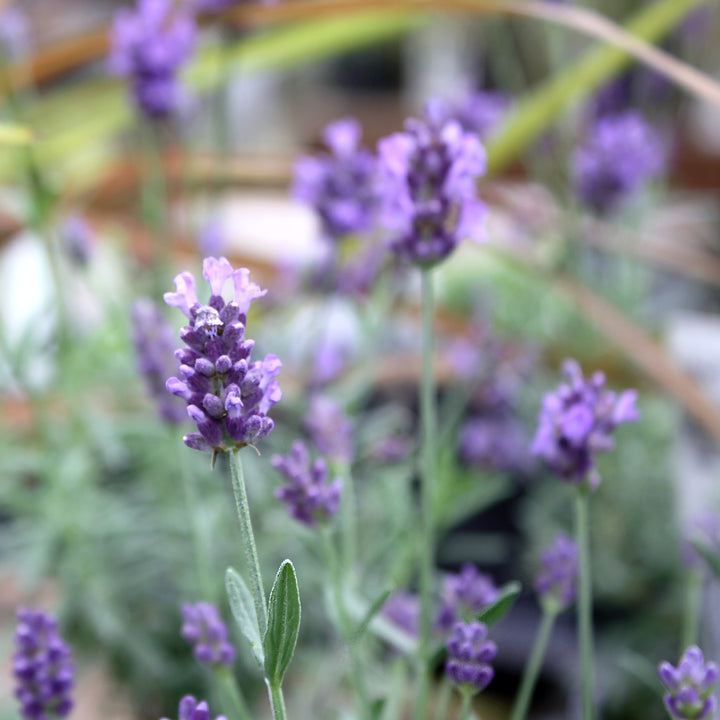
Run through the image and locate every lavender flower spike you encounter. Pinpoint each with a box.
[164,257,281,454]
[13,608,74,720]
[445,620,497,694]
[436,564,500,633]
[305,395,355,463]
[659,646,719,720]
[109,0,195,119]
[272,440,342,527]
[534,533,578,611]
[531,359,639,489]
[161,695,227,720]
[377,99,487,266]
[292,117,378,242]
[181,603,236,668]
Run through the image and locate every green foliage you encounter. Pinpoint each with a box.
[226,567,265,668]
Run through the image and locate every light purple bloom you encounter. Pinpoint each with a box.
[534,533,578,610]
[13,608,74,720]
[445,620,497,693]
[164,257,280,454]
[377,100,487,266]
[459,416,529,473]
[436,564,500,633]
[381,592,420,639]
[447,90,510,140]
[109,0,195,119]
[659,646,719,720]
[531,359,638,489]
[161,695,227,720]
[292,117,378,242]
[181,603,236,668]
[272,440,342,527]
[305,395,354,463]
[572,111,665,214]
[0,4,30,60]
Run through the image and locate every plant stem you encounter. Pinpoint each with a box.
[268,681,288,720]
[229,450,268,635]
[576,488,595,720]
[215,667,253,720]
[414,267,437,720]
[332,458,358,587]
[681,567,703,652]
[433,675,453,720]
[458,691,473,720]
[509,608,558,720]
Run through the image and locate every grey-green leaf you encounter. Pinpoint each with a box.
[263,559,301,686]
[226,567,264,668]
[477,581,522,626]
[354,588,393,642]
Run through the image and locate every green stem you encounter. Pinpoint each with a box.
[509,608,558,720]
[681,567,703,652]
[332,458,358,587]
[458,691,473,720]
[229,450,268,635]
[268,681,288,720]
[576,489,595,720]
[414,267,437,720]
[432,675,453,720]
[322,526,371,720]
[215,667,253,720]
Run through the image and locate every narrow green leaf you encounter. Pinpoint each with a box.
[477,581,522,627]
[263,559,301,686]
[353,587,394,641]
[370,698,386,720]
[225,567,265,668]
[691,540,720,581]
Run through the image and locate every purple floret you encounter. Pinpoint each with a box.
[13,608,74,720]
[181,603,236,668]
[377,99,487,266]
[534,533,578,610]
[164,257,281,454]
[531,359,638,489]
[272,440,342,527]
[436,564,500,633]
[445,620,497,694]
[160,695,227,720]
[659,646,719,720]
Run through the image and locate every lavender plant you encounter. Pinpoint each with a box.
[659,647,720,720]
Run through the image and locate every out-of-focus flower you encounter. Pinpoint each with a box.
[436,564,500,633]
[458,416,529,473]
[305,395,354,463]
[0,4,30,60]
[198,221,224,258]
[445,621,497,694]
[449,90,510,140]
[534,533,578,611]
[381,592,420,639]
[658,646,719,720]
[13,608,74,720]
[181,603,236,668]
[132,298,186,424]
[60,215,94,268]
[293,117,378,243]
[683,511,720,570]
[164,257,281,454]
[109,0,195,119]
[377,100,487,266]
[161,695,227,720]
[531,359,638,489]
[272,440,342,527]
[572,111,665,215]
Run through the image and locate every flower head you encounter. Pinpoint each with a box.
[445,621,497,694]
[531,359,638,489]
[659,646,719,720]
[164,257,281,454]
[161,695,227,720]
[572,111,665,215]
[448,90,510,140]
[13,608,74,720]
[272,440,342,527]
[305,395,354,463]
[381,592,420,639]
[534,533,578,611]
[293,117,378,242]
[181,603,236,668]
[109,0,195,119]
[436,564,499,633]
[377,100,487,266]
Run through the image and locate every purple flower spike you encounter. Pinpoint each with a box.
[160,695,227,720]
[164,258,280,455]
[272,440,343,527]
[181,603,236,668]
[377,100,487,267]
[305,395,355,463]
[13,608,74,720]
[534,533,578,611]
[659,646,719,720]
[531,359,639,489]
[292,117,378,242]
[109,0,195,119]
[572,111,665,215]
[436,564,500,633]
[445,621,497,694]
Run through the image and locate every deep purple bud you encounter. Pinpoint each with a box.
[13,608,74,720]
[181,603,236,668]
[445,621,497,694]
[160,695,228,720]
[531,359,638,489]
[659,646,719,720]
[272,440,343,527]
[436,564,500,633]
[534,533,578,610]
